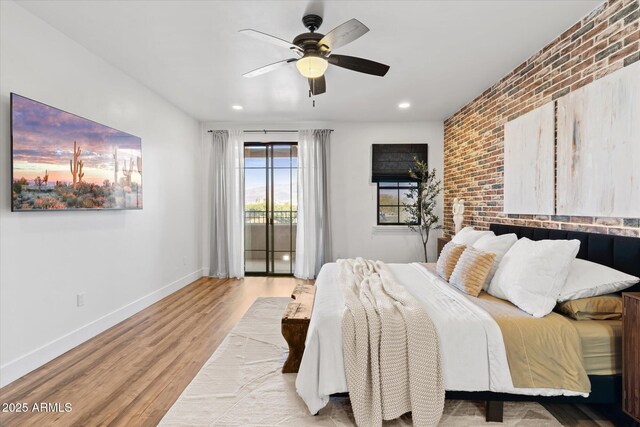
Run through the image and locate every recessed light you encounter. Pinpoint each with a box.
[398,102,411,109]
[232,105,243,110]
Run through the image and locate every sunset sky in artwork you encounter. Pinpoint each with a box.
[12,94,142,185]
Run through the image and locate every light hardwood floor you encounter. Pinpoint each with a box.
[0,276,621,426]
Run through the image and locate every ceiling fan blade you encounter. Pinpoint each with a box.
[239,29,303,53]
[308,75,326,95]
[328,54,389,76]
[242,58,297,78]
[317,18,369,52]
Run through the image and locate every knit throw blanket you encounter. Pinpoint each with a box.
[339,258,445,427]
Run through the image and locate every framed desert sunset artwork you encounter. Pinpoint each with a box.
[11,93,143,211]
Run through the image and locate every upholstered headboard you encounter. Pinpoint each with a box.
[490,223,640,293]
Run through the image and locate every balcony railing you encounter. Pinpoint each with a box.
[245,210,297,224]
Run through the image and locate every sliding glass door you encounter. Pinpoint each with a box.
[244,142,297,275]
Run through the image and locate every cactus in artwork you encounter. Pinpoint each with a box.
[122,158,134,186]
[136,156,142,175]
[113,147,119,187]
[43,170,49,187]
[69,141,82,190]
[78,160,84,183]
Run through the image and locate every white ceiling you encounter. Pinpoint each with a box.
[17,0,602,123]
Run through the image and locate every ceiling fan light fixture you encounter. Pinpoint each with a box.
[240,16,389,95]
[296,55,328,79]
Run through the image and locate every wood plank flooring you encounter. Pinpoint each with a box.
[0,276,621,426]
[0,276,305,427]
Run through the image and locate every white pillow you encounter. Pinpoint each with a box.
[487,237,580,317]
[558,258,639,302]
[472,233,518,289]
[451,227,494,246]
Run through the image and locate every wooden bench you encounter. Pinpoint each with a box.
[281,283,316,373]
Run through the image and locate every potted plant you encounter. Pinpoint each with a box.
[403,157,443,262]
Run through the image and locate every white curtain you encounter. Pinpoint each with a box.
[209,130,245,278]
[295,129,332,279]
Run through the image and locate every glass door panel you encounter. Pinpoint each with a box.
[244,146,268,273]
[244,142,297,275]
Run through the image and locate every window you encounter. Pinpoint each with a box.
[377,182,419,225]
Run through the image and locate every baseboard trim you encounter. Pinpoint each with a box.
[0,268,207,388]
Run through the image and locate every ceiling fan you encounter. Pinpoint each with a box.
[240,14,390,96]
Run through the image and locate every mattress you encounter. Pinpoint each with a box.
[295,262,589,414]
[416,264,621,376]
[570,318,622,375]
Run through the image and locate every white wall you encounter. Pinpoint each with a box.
[202,121,444,268]
[329,122,445,263]
[0,1,203,387]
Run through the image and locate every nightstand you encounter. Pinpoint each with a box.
[437,236,451,260]
[622,292,640,423]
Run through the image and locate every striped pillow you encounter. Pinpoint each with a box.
[436,241,467,280]
[449,247,496,296]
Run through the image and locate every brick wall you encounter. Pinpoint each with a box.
[443,0,640,237]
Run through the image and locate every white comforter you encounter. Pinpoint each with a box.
[295,262,586,415]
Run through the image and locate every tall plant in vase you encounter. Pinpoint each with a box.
[403,157,443,262]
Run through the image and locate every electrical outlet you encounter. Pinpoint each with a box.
[77,293,85,307]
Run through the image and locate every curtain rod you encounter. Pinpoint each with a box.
[207,129,333,134]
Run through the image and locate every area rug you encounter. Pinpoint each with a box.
[160,297,561,426]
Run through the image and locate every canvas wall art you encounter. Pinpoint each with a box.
[503,102,555,215]
[11,93,143,211]
[556,61,640,217]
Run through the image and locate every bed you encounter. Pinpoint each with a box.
[295,224,640,421]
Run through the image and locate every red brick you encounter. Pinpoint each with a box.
[609,41,639,62]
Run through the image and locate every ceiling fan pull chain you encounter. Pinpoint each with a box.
[310,78,316,106]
